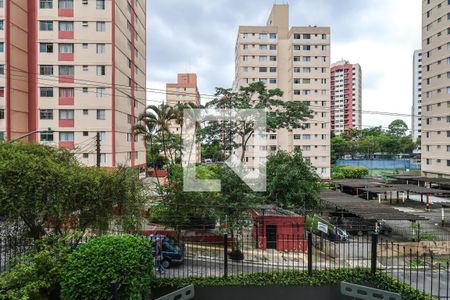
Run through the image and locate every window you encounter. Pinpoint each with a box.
[96,109,106,120]
[39,21,53,31]
[39,0,53,8]
[82,43,88,49]
[83,109,88,115]
[59,65,74,75]
[96,43,106,54]
[40,109,53,120]
[58,0,73,9]
[96,87,106,97]
[0,43,3,53]
[59,110,74,120]
[0,65,4,75]
[59,21,74,32]
[293,33,301,39]
[294,134,301,140]
[59,43,74,53]
[269,67,277,72]
[82,65,89,71]
[82,87,88,93]
[269,33,277,39]
[40,132,54,142]
[96,0,105,9]
[100,153,107,163]
[40,87,54,97]
[40,65,54,75]
[96,22,106,32]
[0,109,4,119]
[259,67,267,72]
[96,65,106,76]
[303,34,311,39]
[302,45,311,51]
[83,153,89,159]
[60,132,74,141]
[0,21,3,31]
[59,87,74,97]
[82,21,88,27]
[269,44,277,50]
[40,43,53,53]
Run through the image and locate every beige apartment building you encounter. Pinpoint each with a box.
[330,60,362,135]
[166,73,201,163]
[233,4,331,178]
[421,0,450,177]
[0,0,146,168]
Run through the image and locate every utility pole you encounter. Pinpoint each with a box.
[96,132,101,168]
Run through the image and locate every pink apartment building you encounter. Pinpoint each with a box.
[0,0,146,167]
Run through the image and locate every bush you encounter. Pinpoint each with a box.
[332,165,369,179]
[0,236,70,300]
[61,235,154,300]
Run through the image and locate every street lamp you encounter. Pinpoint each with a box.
[8,128,54,143]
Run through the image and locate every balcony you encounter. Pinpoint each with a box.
[59,119,74,128]
[59,96,74,106]
[58,31,74,39]
[59,75,74,83]
[59,141,74,150]
[58,53,74,61]
[58,8,74,17]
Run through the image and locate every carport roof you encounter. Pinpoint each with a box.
[320,190,427,221]
[360,184,450,195]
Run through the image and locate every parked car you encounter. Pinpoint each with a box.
[328,227,349,242]
[148,234,185,269]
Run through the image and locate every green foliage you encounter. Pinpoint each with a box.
[332,120,415,160]
[201,142,226,162]
[151,269,432,300]
[0,143,146,239]
[0,236,72,300]
[61,235,154,300]
[266,151,321,210]
[150,164,218,232]
[202,82,312,162]
[332,165,369,179]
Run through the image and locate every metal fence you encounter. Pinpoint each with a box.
[1,230,450,298]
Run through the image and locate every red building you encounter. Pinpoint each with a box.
[251,207,307,252]
[330,60,362,135]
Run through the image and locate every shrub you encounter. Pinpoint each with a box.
[61,235,154,300]
[332,165,369,179]
[0,236,70,300]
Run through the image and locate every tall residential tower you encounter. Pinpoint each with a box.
[0,0,146,168]
[421,0,450,177]
[233,4,331,178]
[412,50,422,151]
[330,60,362,135]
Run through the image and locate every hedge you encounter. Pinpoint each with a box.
[151,269,433,300]
[332,165,369,179]
[61,234,154,300]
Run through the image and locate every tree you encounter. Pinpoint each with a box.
[331,135,349,163]
[201,142,226,162]
[0,142,145,239]
[203,82,312,162]
[266,151,321,211]
[214,165,262,251]
[150,164,218,237]
[388,119,408,137]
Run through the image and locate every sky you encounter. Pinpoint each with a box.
[147,0,422,131]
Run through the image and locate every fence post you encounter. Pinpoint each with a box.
[224,233,228,278]
[308,230,313,275]
[371,233,378,274]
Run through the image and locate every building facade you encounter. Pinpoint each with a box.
[166,73,201,163]
[233,4,331,178]
[421,0,450,177]
[412,50,422,150]
[330,60,362,135]
[0,0,146,168]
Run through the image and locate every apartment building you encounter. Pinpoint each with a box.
[412,50,422,150]
[233,4,331,178]
[166,73,201,163]
[0,0,146,168]
[330,60,362,135]
[421,0,450,177]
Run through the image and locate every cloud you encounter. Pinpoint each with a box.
[147,0,421,129]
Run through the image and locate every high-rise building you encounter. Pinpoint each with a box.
[233,4,331,178]
[421,0,450,177]
[0,0,146,168]
[166,73,201,163]
[412,50,422,150]
[330,60,362,135]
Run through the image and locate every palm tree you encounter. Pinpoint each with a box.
[134,104,176,170]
